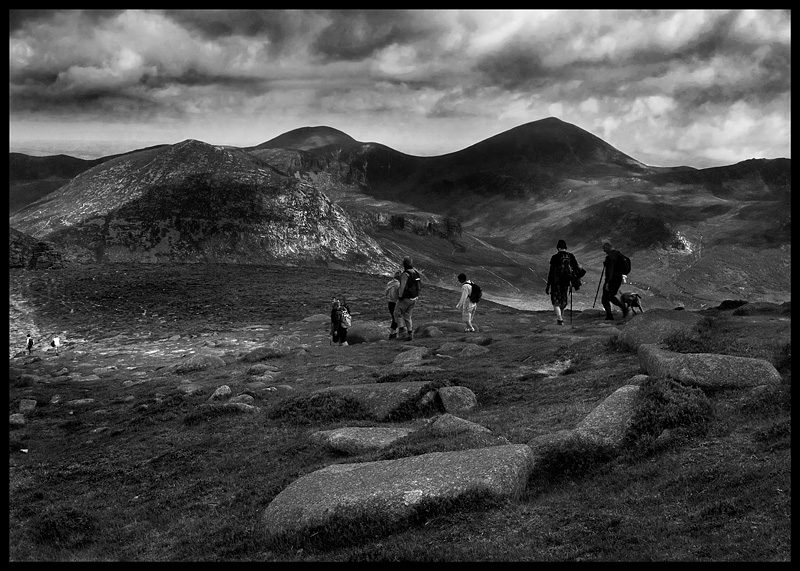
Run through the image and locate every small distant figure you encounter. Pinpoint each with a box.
[26,333,34,355]
[330,298,351,347]
[394,256,421,341]
[51,335,61,355]
[456,273,477,332]
[546,240,583,325]
[601,241,629,320]
[620,292,644,314]
[385,270,401,339]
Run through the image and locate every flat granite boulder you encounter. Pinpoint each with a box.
[262,444,534,541]
[638,344,782,389]
[315,381,437,421]
[310,426,414,454]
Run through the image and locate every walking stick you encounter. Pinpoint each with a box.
[593,265,605,308]
[569,285,573,325]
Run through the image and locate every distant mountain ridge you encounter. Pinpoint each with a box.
[8,117,791,308]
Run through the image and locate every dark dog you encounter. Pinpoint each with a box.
[620,292,644,314]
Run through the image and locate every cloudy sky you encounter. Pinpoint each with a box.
[9,9,791,168]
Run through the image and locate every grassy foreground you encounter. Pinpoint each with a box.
[8,264,791,561]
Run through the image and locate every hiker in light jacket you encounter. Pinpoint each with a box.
[385,270,401,339]
[456,273,477,332]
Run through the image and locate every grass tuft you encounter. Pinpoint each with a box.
[31,506,98,549]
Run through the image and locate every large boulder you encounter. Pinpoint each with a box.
[262,444,534,542]
[574,385,640,447]
[315,381,438,421]
[615,308,703,351]
[345,320,390,344]
[637,344,782,389]
[528,384,641,454]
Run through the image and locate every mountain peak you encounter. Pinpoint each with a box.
[254,126,358,152]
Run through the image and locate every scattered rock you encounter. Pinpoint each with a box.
[392,346,430,367]
[424,413,490,436]
[19,399,37,413]
[208,385,232,402]
[10,414,26,427]
[437,386,478,413]
[172,354,226,374]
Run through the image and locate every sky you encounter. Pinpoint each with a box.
[8,9,791,168]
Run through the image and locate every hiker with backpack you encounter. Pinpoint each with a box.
[545,240,584,325]
[601,241,630,320]
[394,256,421,341]
[456,273,482,332]
[385,270,401,339]
[330,298,352,346]
[26,333,34,355]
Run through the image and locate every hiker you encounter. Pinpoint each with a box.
[455,273,477,332]
[385,270,401,339]
[330,298,351,346]
[26,333,34,354]
[545,239,583,325]
[601,241,629,320]
[394,256,420,341]
[51,335,61,355]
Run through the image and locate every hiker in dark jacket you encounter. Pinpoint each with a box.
[394,256,419,341]
[546,239,582,325]
[330,298,350,346]
[601,241,629,320]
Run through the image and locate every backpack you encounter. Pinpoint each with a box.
[617,251,631,276]
[340,306,352,329]
[467,281,482,303]
[401,269,421,299]
[571,266,587,291]
[554,251,573,286]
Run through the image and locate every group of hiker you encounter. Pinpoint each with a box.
[330,240,634,345]
[545,240,632,325]
[24,333,60,356]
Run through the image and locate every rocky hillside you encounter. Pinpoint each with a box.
[9,140,397,274]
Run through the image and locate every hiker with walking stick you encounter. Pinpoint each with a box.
[597,241,629,321]
[545,240,584,326]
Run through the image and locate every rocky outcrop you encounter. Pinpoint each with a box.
[9,227,37,268]
[637,344,782,389]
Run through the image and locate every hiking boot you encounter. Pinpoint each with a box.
[557,320,563,325]
[340,341,348,347]
[605,314,614,321]
[388,332,397,339]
